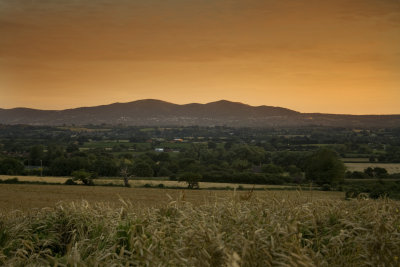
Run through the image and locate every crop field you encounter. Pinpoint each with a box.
[0,175,294,190]
[0,184,339,211]
[345,163,400,173]
[0,186,399,266]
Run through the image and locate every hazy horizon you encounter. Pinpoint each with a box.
[1,0,399,114]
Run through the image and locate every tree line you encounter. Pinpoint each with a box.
[0,142,347,187]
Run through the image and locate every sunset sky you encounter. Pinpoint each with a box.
[1,0,399,114]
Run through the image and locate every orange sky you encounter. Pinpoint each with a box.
[1,0,399,114]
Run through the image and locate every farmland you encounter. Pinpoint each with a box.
[0,188,399,266]
[0,125,399,265]
[0,184,343,211]
[0,125,399,200]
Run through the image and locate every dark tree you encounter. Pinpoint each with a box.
[178,172,202,189]
[261,163,283,174]
[208,141,217,149]
[133,162,154,177]
[0,158,24,175]
[305,148,345,185]
[29,145,44,165]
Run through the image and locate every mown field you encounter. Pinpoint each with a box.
[0,187,399,266]
[345,163,400,173]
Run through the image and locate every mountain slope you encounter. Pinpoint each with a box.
[0,99,399,127]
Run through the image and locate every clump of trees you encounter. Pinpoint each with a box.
[346,167,390,179]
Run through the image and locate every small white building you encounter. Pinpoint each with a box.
[155,148,164,152]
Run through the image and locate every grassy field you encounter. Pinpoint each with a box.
[0,175,69,184]
[0,184,341,211]
[0,187,398,266]
[345,162,400,173]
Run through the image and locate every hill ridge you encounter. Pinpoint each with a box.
[0,99,399,127]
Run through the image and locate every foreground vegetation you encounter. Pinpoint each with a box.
[0,193,399,266]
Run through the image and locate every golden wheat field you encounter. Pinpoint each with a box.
[0,186,399,266]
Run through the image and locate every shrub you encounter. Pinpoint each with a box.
[344,180,400,199]
[321,184,331,191]
[0,178,19,184]
[64,178,77,185]
[369,184,388,199]
[72,170,94,186]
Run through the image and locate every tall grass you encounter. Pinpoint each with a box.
[0,192,399,266]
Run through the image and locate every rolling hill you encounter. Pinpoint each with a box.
[1,99,399,128]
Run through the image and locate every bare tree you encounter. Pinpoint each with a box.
[120,166,133,188]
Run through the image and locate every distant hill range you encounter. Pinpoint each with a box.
[1,99,400,128]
